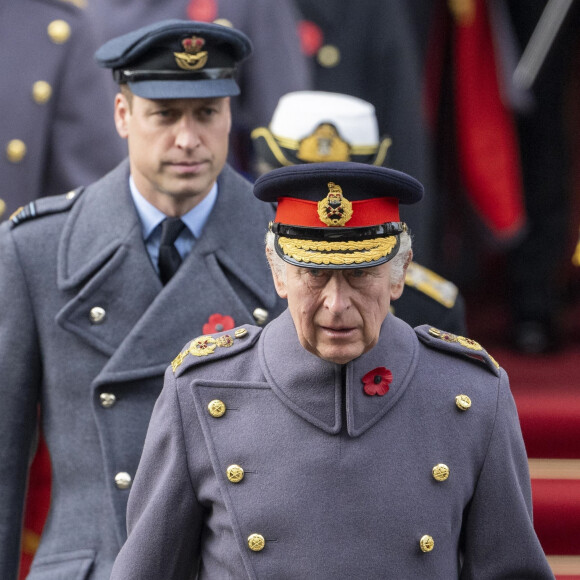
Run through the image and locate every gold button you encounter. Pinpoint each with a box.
[428,327,441,337]
[317,44,340,68]
[234,328,248,338]
[420,534,434,552]
[6,140,27,163]
[455,394,471,411]
[253,308,269,325]
[208,399,226,418]
[432,463,450,482]
[248,533,265,552]
[0,199,5,218]
[32,81,52,104]
[66,190,76,200]
[100,393,117,408]
[89,306,106,324]
[226,464,244,483]
[48,20,71,44]
[115,472,132,490]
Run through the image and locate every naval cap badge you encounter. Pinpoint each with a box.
[317,182,353,227]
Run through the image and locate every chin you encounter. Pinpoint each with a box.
[319,349,361,365]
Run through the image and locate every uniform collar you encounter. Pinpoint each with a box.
[258,309,420,437]
[129,175,218,240]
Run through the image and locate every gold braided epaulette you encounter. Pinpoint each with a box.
[404,262,459,309]
[171,326,260,376]
[415,325,501,376]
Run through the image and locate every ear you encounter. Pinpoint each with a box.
[390,249,413,301]
[114,93,130,139]
[266,246,288,299]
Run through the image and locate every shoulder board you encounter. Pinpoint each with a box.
[58,0,87,8]
[10,187,84,229]
[172,325,261,378]
[405,262,458,308]
[415,325,501,376]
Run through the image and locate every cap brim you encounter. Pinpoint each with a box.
[128,78,240,99]
[275,234,401,269]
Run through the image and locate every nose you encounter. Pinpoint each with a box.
[322,273,351,314]
[174,116,201,151]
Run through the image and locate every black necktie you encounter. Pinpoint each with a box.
[158,217,186,285]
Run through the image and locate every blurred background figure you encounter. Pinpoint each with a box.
[0,2,125,577]
[0,0,126,223]
[419,0,580,353]
[252,90,467,334]
[292,0,437,268]
[86,0,311,176]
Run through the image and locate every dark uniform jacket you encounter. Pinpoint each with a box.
[111,310,553,579]
[0,0,125,221]
[0,160,286,580]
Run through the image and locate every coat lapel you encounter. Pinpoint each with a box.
[56,160,162,358]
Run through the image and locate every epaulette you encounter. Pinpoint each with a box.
[415,325,501,376]
[10,187,84,229]
[57,0,87,9]
[405,262,458,308]
[172,325,261,378]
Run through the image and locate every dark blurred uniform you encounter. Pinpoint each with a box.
[252,90,466,334]
[86,0,311,173]
[0,0,126,222]
[293,0,437,267]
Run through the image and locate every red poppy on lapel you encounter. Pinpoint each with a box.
[362,367,393,396]
[203,313,234,334]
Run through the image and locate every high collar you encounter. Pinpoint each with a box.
[258,309,420,437]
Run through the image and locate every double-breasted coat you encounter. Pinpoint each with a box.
[0,0,126,222]
[0,160,286,579]
[111,310,553,579]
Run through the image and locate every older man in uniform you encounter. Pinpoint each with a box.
[252,90,467,334]
[0,0,125,222]
[111,162,553,578]
[0,20,285,580]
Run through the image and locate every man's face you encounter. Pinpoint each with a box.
[272,262,404,364]
[115,93,231,215]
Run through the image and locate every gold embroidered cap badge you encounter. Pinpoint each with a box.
[317,182,353,227]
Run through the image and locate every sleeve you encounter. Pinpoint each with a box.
[459,370,554,579]
[111,369,203,580]
[45,9,126,198]
[0,228,42,579]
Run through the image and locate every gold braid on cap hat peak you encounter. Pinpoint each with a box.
[277,236,398,265]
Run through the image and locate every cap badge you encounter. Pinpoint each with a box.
[174,36,208,70]
[317,182,353,227]
[297,123,350,163]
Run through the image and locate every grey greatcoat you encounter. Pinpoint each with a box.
[0,160,286,580]
[0,0,125,222]
[111,310,553,579]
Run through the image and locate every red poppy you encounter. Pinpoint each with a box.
[203,313,235,335]
[362,367,393,396]
[297,20,324,57]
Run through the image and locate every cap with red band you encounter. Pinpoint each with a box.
[253,162,423,269]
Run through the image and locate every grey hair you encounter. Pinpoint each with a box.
[265,229,412,287]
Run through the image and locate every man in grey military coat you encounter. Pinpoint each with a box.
[0,20,285,580]
[111,162,553,578]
